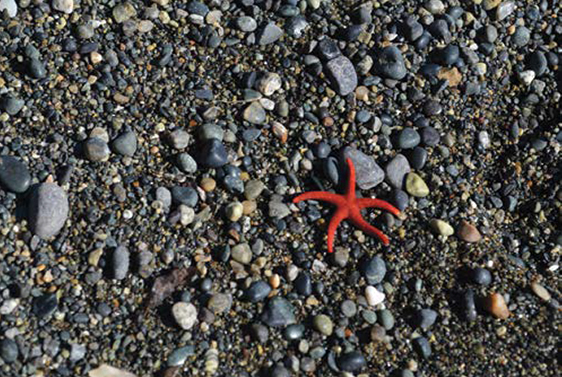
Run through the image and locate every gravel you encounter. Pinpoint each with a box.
[0,0,558,376]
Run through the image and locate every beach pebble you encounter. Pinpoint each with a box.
[483,292,510,319]
[365,286,385,306]
[172,302,198,330]
[28,183,69,239]
[0,156,31,193]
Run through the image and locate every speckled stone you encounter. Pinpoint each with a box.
[28,183,69,239]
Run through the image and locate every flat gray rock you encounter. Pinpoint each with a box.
[28,183,69,239]
[343,147,385,190]
[385,154,411,189]
[325,56,358,96]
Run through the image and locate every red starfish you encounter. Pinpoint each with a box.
[293,158,400,253]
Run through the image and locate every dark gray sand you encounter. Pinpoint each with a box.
[0,0,559,376]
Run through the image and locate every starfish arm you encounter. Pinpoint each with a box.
[350,215,390,246]
[293,191,346,206]
[357,198,401,216]
[345,158,356,198]
[326,209,347,254]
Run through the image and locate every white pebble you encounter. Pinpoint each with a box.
[365,286,385,306]
[0,299,18,315]
[0,0,17,17]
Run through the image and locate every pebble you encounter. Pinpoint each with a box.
[257,22,283,45]
[325,56,358,96]
[415,308,438,329]
[244,281,271,303]
[89,365,136,377]
[231,243,252,264]
[379,309,395,330]
[111,131,137,157]
[376,46,407,80]
[410,147,428,169]
[0,299,18,315]
[362,256,386,285]
[341,300,357,317]
[528,51,548,77]
[496,1,515,21]
[397,128,421,149]
[177,153,198,173]
[256,73,282,96]
[171,186,198,207]
[284,324,305,340]
[198,139,228,168]
[392,189,409,211]
[32,293,58,318]
[471,267,492,286]
[28,183,69,239]
[517,70,536,86]
[169,129,190,149]
[462,290,478,322]
[243,102,266,125]
[199,124,224,142]
[0,155,31,193]
[430,219,454,236]
[225,202,244,222]
[512,27,531,47]
[0,96,25,115]
[0,0,17,17]
[111,246,130,280]
[84,138,110,162]
[530,282,551,302]
[412,337,431,358]
[251,323,269,343]
[207,293,232,314]
[457,220,481,243]
[405,173,429,197]
[343,147,385,189]
[294,272,312,296]
[338,351,366,372]
[483,292,510,319]
[385,154,410,188]
[268,201,291,219]
[113,2,137,23]
[52,0,74,14]
[365,286,385,306]
[167,346,195,367]
[236,16,257,32]
[312,314,333,336]
[0,338,18,363]
[261,297,296,327]
[244,180,265,200]
[172,302,197,330]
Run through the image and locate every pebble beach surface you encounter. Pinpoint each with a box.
[0,0,560,376]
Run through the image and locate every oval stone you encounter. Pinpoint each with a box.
[28,183,69,239]
[0,155,31,193]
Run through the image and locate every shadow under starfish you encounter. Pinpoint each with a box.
[293,158,401,253]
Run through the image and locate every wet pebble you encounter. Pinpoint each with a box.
[457,220,482,243]
[313,314,333,336]
[338,351,366,372]
[0,156,31,193]
[261,297,296,327]
[244,281,271,303]
[483,292,510,319]
[405,173,429,197]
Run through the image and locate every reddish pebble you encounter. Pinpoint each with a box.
[483,292,510,319]
[457,220,482,243]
